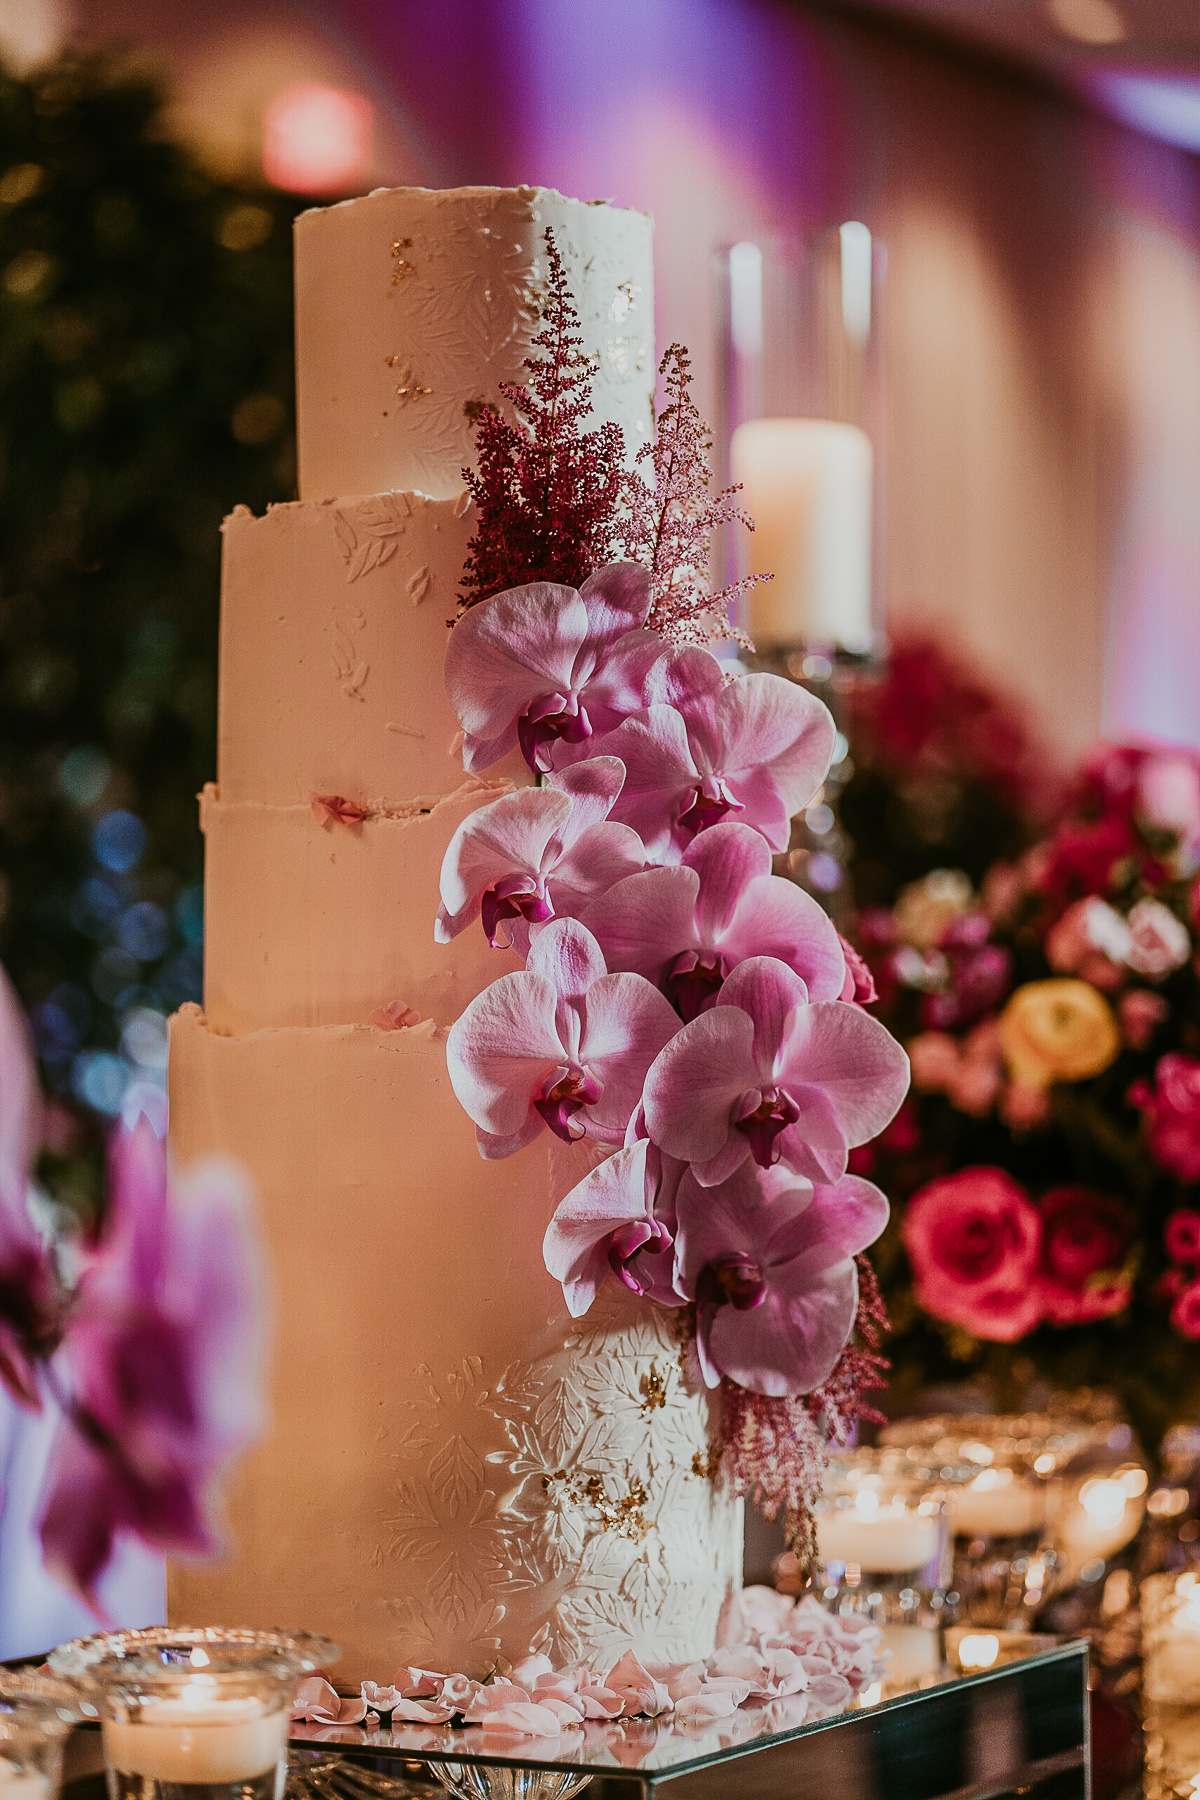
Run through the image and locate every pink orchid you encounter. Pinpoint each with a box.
[543,1134,687,1316]
[0,965,60,1409]
[590,650,835,861]
[447,920,680,1158]
[673,1161,888,1395]
[291,1679,369,1726]
[38,1118,261,1612]
[606,1652,673,1718]
[444,564,664,774]
[437,758,644,950]
[582,821,845,1020]
[643,957,910,1187]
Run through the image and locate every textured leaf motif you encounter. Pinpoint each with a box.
[447,1355,483,1403]
[407,564,431,605]
[620,1547,667,1614]
[391,1417,436,1460]
[534,1376,588,1467]
[387,1479,442,1560]
[331,621,368,700]
[428,1434,484,1516]
[429,1552,481,1630]
[335,493,410,580]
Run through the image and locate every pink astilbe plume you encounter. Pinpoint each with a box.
[623,344,768,650]
[38,1118,262,1613]
[460,229,629,608]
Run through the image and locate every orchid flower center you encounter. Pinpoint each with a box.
[735,1087,801,1168]
[697,1254,767,1311]
[534,1067,603,1143]
[481,874,553,946]
[666,952,726,1023]
[678,778,743,839]
[606,1216,671,1295]
[517,693,592,773]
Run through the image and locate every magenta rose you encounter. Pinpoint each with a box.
[1132,1054,1200,1182]
[902,1168,1043,1342]
[1035,1186,1133,1326]
[1171,1277,1200,1341]
[1165,1209,1200,1266]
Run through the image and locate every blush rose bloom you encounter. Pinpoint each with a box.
[1131,1054,1200,1183]
[1035,1186,1133,1326]
[997,979,1120,1089]
[1124,897,1191,980]
[902,1168,1043,1342]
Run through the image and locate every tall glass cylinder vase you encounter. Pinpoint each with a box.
[715,228,887,922]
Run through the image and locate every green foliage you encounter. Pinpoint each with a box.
[0,50,298,1202]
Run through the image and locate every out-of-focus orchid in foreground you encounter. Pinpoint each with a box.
[0,965,61,1409]
[591,649,835,862]
[643,957,910,1187]
[444,564,665,775]
[437,758,644,950]
[446,920,680,1158]
[38,1117,262,1613]
[674,1163,889,1394]
[583,821,845,1020]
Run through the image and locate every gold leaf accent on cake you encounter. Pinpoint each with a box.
[390,236,415,283]
[334,493,411,581]
[406,564,431,605]
[639,1364,667,1411]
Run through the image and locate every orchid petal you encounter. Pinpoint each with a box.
[779,1003,911,1147]
[543,755,627,833]
[682,824,772,941]
[721,878,846,1002]
[578,975,682,1140]
[643,1006,759,1165]
[446,973,564,1136]
[446,585,590,766]
[543,1142,651,1315]
[715,675,835,822]
[578,561,654,638]
[438,789,571,921]
[0,966,37,1210]
[582,866,700,984]
[717,958,810,1073]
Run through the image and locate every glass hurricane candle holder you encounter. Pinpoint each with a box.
[813,1447,977,1692]
[50,1627,337,1800]
[880,1412,1104,1627]
[0,1673,81,1800]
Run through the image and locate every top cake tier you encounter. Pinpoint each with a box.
[294,185,656,502]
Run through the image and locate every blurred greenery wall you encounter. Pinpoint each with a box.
[0,52,299,1208]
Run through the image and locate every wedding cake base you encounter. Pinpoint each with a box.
[168,1005,742,1682]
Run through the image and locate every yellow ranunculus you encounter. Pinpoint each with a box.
[997,979,1120,1089]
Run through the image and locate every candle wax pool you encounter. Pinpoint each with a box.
[103,1697,287,1783]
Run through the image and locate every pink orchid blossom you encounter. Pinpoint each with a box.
[582,821,845,1020]
[589,650,835,861]
[446,920,680,1158]
[38,1118,262,1612]
[437,758,644,950]
[543,1134,687,1315]
[672,1161,888,1395]
[643,957,910,1187]
[0,965,60,1409]
[444,564,664,774]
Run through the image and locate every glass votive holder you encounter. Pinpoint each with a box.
[0,1673,81,1800]
[880,1412,1098,1626]
[1142,1571,1200,1706]
[814,1447,977,1692]
[50,1627,337,1800]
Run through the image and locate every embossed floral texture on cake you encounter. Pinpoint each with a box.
[436,232,911,1562]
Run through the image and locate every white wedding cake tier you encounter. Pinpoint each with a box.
[168,186,744,1682]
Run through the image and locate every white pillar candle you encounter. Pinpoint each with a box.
[880,1624,941,1685]
[818,1493,941,1573]
[731,417,873,651]
[103,1688,287,1783]
[950,1468,1045,1538]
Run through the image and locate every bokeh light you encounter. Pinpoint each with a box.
[261,82,373,196]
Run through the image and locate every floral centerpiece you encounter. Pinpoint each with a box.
[433,234,910,1556]
[855,737,1200,1440]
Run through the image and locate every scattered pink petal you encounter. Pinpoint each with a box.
[311,793,368,827]
[369,1002,422,1031]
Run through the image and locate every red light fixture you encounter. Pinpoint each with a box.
[262,82,374,196]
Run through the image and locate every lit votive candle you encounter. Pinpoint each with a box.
[950,1467,1045,1539]
[879,1624,942,1687]
[818,1488,941,1573]
[1143,1572,1200,1706]
[102,1683,288,1784]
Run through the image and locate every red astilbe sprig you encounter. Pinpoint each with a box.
[721,1254,890,1570]
[622,343,767,652]
[459,229,628,610]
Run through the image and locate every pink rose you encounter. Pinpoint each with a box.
[1134,1054,1200,1181]
[998,1081,1051,1131]
[1125,898,1191,979]
[1170,1276,1200,1341]
[909,1032,960,1092]
[1045,897,1130,979]
[1165,1209,1200,1265]
[902,1168,1043,1341]
[1138,752,1200,848]
[1117,988,1169,1050]
[1035,1186,1133,1325]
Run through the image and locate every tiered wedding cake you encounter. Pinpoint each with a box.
[168,187,744,1683]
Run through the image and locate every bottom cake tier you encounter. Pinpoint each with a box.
[167,1005,744,1682]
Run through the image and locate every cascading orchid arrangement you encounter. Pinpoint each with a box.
[435,249,911,1550]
